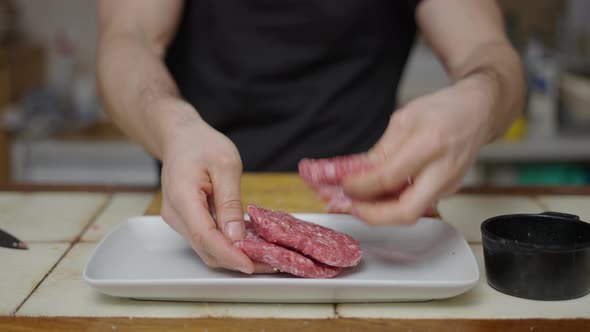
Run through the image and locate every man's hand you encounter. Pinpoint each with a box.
[97,1,274,274]
[342,74,495,225]
[159,111,274,274]
[338,0,524,226]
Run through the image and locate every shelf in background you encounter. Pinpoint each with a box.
[11,139,158,185]
[479,136,590,162]
[9,134,590,187]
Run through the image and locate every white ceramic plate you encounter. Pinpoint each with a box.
[83,215,479,303]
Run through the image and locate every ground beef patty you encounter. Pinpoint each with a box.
[298,154,370,186]
[298,154,439,217]
[234,205,362,278]
[235,222,342,278]
[247,205,362,268]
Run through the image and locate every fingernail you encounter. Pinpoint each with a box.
[226,221,246,241]
[237,262,254,274]
[253,262,278,274]
[239,266,253,274]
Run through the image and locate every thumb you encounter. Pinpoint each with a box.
[211,168,245,242]
[365,110,411,165]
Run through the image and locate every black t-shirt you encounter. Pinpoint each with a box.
[165,0,420,171]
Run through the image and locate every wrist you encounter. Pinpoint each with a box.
[459,69,505,145]
[146,98,205,158]
[454,45,525,144]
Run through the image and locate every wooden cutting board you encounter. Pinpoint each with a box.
[145,173,326,215]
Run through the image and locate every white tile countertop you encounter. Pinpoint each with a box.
[0,243,69,315]
[337,245,590,319]
[0,181,589,331]
[0,192,108,242]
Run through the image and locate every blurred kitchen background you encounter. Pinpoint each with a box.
[0,0,589,187]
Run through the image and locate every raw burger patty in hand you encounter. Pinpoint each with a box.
[298,155,370,213]
[298,155,370,186]
[247,205,362,267]
[235,223,342,279]
[298,155,439,217]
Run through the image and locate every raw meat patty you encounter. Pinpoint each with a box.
[299,155,439,217]
[298,155,370,213]
[235,223,342,278]
[298,154,370,186]
[316,185,353,214]
[247,205,362,267]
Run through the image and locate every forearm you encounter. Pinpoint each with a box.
[97,33,201,159]
[448,41,525,143]
[416,0,525,144]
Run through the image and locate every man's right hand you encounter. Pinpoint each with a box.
[159,110,271,274]
[97,0,273,274]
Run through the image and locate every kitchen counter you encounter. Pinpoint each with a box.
[1,174,590,331]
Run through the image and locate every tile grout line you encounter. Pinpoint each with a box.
[10,242,75,317]
[22,240,74,244]
[72,194,115,244]
[11,194,114,316]
[77,192,156,244]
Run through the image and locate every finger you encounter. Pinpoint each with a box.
[370,110,413,159]
[441,181,462,197]
[164,201,220,266]
[253,262,278,274]
[351,161,448,225]
[423,204,440,218]
[340,111,413,195]
[316,185,342,201]
[343,137,437,200]
[396,162,455,221]
[364,121,408,167]
[210,165,246,242]
[174,186,254,274]
[161,200,190,239]
[208,192,216,221]
[298,153,372,186]
[326,190,353,214]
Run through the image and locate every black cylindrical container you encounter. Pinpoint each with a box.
[481,211,590,301]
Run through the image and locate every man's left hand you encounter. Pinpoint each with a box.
[342,74,497,225]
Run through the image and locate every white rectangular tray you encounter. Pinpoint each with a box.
[84,214,479,303]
